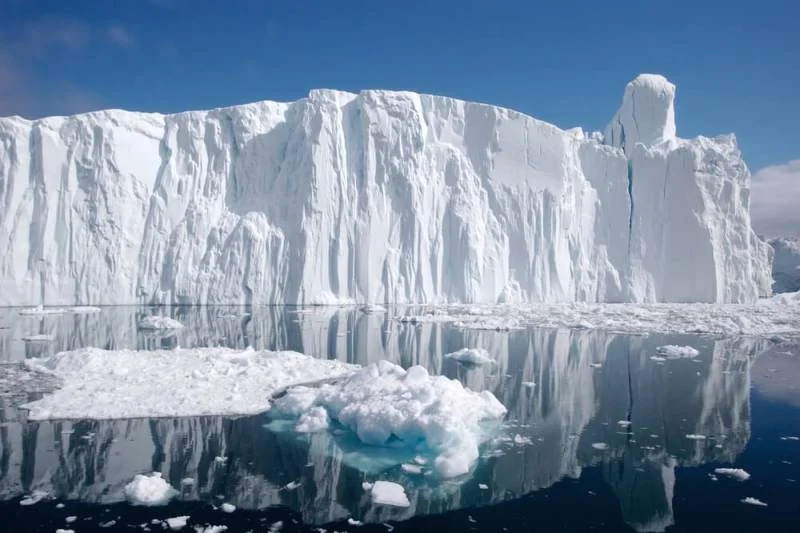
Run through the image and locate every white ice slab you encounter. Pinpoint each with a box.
[22,347,357,420]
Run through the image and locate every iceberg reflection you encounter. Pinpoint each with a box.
[0,306,769,530]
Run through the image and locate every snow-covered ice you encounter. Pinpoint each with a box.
[655,345,700,358]
[123,472,178,506]
[271,361,507,478]
[138,315,184,330]
[370,481,410,507]
[714,468,750,481]
[21,347,357,420]
[0,74,770,306]
[443,347,494,365]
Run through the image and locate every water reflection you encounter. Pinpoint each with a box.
[0,306,770,531]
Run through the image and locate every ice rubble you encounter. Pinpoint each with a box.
[770,238,800,294]
[123,472,178,506]
[21,347,356,420]
[397,294,800,337]
[0,74,771,306]
[271,361,507,478]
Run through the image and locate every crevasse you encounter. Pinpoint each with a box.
[0,74,772,305]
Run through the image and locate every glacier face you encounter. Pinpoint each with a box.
[0,74,772,305]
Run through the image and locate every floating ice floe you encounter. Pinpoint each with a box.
[741,497,768,507]
[655,345,700,358]
[22,347,356,420]
[21,334,54,342]
[396,295,800,337]
[165,516,190,530]
[19,306,101,316]
[123,472,178,506]
[137,315,184,330]
[714,468,750,481]
[271,361,507,478]
[370,481,410,507]
[19,490,49,506]
[443,347,495,365]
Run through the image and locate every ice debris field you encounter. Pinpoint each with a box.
[22,347,508,479]
[0,74,773,306]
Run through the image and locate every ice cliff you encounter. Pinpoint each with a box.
[0,74,772,305]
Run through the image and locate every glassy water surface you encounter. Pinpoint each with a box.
[1,306,799,532]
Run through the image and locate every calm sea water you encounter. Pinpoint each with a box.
[0,306,798,532]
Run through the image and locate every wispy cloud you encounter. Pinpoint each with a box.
[751,160,800,238]
[106,24,136,49]
[0,16,136,118]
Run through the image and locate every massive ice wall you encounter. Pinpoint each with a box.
[0,74,772,305]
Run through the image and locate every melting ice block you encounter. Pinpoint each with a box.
[272,361,508,478]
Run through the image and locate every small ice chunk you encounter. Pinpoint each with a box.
[591,442,609,450]
[741,497,767,507]
[685,434,707,440]
[165,516,190,530]
[656,345,700,358]
[181,478,195,486]
[268,521,283,533]
[401,463,423,474]
[650,356,667,362]
[99,520,117,528]
[123,472,178,506]
[284,480,301,490]
[444,348,494,365]
[56,503,65,509]
[220,503,236,513]
[371,481,410,508]
[347,518,363,526]
[213,456,227,463]
[362,482,374,491]
[780,436,800,441]
[714,468,750,481]
[55,529,74,533]
[590,363,602,368]
[295,406,329,433]
[19,490,48,505]
[513,434,532,445]
[195,527,229,533]
[478,483,489,490]
[65,516,77,523]
[521,381,535,388]
[138,316,184,330]
[617,420,632,427]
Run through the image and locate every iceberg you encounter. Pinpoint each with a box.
[0,74,771,305]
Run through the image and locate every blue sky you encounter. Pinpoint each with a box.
[1,0,798,221]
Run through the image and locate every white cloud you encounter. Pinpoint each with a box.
[751,160,800,238]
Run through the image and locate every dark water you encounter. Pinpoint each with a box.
[1,306,799,532]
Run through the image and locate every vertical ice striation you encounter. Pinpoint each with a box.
[0,75,772,305]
